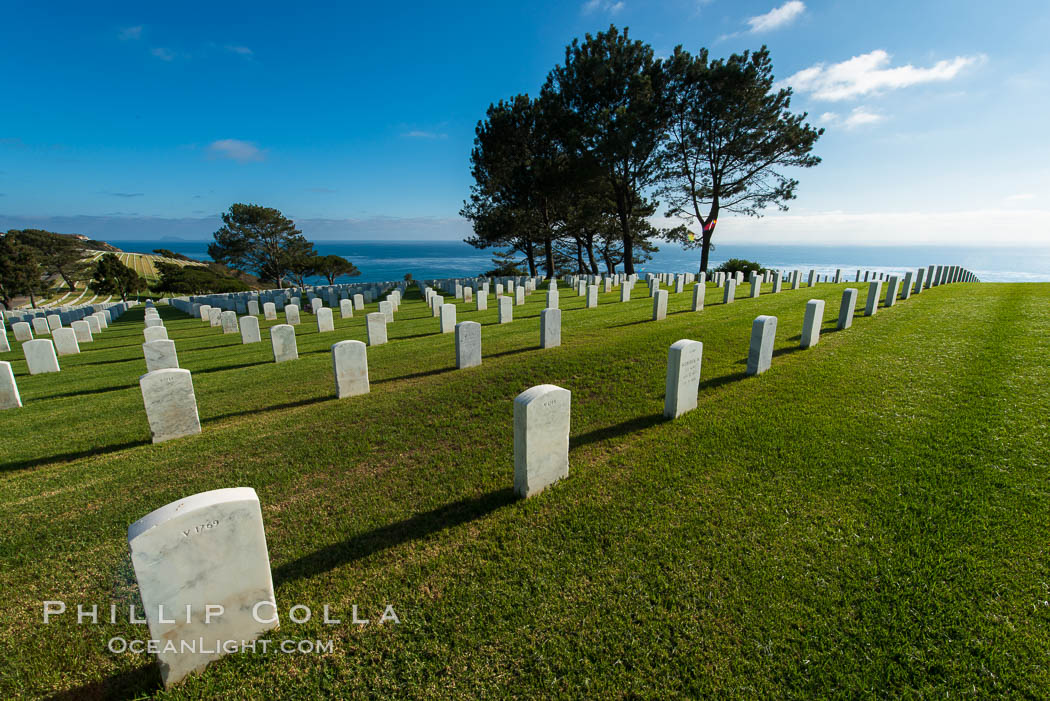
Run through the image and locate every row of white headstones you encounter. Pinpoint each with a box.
[94,264,982,687]
[0,303,131,409]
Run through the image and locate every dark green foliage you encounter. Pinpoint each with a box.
[89,252,147,302]
[153,262,252,295]
[483,249,529,277]
[152,248,195,262]
[542,26,669,275]
[0,234,47,308]
[6,228,92,291]
[712,258,765,276]
[312,254,360,285]
[461,94,567,278]
[659,46,822,272]
[208,204,314,288]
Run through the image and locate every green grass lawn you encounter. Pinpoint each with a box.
[1,279,1048,698]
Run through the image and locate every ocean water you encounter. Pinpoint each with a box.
[112,240,1050,284]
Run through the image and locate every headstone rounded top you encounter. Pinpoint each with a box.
[515,383,569,405]
[127,487,260,542]
[138,366,190,383]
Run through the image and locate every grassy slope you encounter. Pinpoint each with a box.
[1,280,1048,698]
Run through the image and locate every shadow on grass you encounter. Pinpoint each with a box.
[190,361,264,376]
[32,383,138,400]
[79,355,138,366]
[488,346,535,360]
[45,662,161,701]
[699,371,749,392]
[373,366,452,385]
[3,440,148,473]
[206,395,332,423]
[274,488,516,586]
[610,318,653,329]
[571,412,664,449]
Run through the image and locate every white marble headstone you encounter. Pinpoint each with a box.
[332,340,369,398]
[664,339,703,419]
[513,384,571,498]
[72,320,93,343]
[12,323,33,342]
[440,304,456,334]
[140,368,201,442]
[800,299,825,349]
[0,360,22,410]
[24,339,60,374]
[144,339,179,372]
[52,327,80,356]
[746,315,777,376]
[270,324,298,362]
[455,321,481,369]
[127,487,277,687]
[240,315,261,344]
[366,313,387,346]
[220,311,239,334]
[144,325,168,343]
[838,288,858,329]
[652,289,668,321]
[540,308,561,349]
[316,307,335,333]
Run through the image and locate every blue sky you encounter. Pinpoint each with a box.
[1,0,1048,246]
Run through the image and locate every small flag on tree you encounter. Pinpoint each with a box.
[703,219,717,232]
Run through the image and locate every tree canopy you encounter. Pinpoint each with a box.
[0,234,47,308]
[152,262,252,295]
[208,204,314,288]
[6,229,92,292]
[659,46,822,271]
[461,27,822,274]
[312,254,361,285]
[89,253,147,302]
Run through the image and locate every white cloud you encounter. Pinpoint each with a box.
[582,0,625,14]
[747,1,805,33]
[816,107,884,128]
[225,45,253,56]
[783,50,984,101]
[150,47,175,62]
[402,130,448,139]
[119,26,143,41]
[207,139,266,163]
[843,107,884,128]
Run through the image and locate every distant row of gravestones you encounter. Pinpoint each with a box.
[0,301,134,409]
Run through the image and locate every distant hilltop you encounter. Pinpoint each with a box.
[64,233,123,253]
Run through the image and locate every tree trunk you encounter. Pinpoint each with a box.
[585,238,599,276]
[696,201,718,273]
[524,238,537,277]
[544,236,555,280]
[575,238,586,274]
[617,208,634,275]
[700,232,712,273]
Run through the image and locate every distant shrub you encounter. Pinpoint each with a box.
[713,258,765,276]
